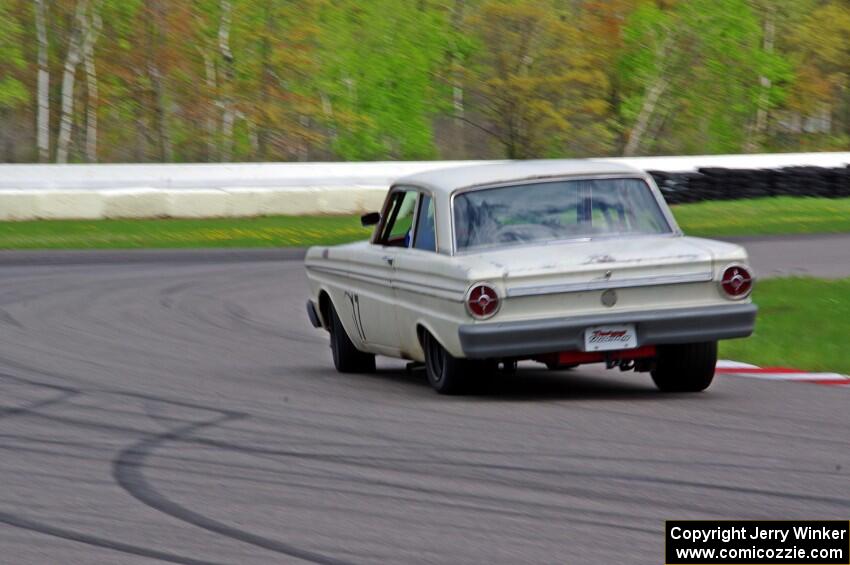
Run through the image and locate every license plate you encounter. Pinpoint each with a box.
[584,324,637,352]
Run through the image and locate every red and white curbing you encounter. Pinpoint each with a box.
[716,360,850,387]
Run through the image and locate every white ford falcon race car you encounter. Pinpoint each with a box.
[305,161,757,394]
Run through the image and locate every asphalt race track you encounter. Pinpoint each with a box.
[0,240,848,564]
[728,233,850,279]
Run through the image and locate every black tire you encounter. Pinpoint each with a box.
[329,303,375,374]
[423,332,476,394]
[651,341,717,392]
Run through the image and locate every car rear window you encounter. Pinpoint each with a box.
[453,178,672,252]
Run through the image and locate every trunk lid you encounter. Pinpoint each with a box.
[461,236,715,294]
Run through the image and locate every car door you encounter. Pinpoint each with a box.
[342,188,418,354]
[390,192,458,356]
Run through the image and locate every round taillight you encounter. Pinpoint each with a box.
[466,284,500,319]
[720,264,754,299]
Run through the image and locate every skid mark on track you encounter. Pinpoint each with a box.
[112,408,353,565]
[0,373,225,564]
[0,511,224,565]
[0,372,78,421]
[0,366,350,564]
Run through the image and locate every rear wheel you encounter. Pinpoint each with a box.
[423,332,476,394]
[329,303,375,374]
[651,342,717,392]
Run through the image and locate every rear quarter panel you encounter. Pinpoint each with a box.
[392,250,471,360]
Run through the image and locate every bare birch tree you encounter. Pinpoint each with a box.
[747,3,776,152]
[56,0,89,163]
[34,0,50,162]
[83,2,102,163]
[146,0,173,162]
[446,0,467,156]
[201,48,219,161]
[623,76,668,156]
[218,0,235,161]
[623,33,672,156]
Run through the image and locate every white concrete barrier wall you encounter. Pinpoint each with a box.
[1,153,848,221]
[0,186,393,221]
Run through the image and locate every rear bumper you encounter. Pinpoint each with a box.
[458,303,757,359]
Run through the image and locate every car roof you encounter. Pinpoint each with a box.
[393,160,644,193]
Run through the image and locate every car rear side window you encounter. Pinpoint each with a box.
[413,195,436,252]
[453,178,671,252]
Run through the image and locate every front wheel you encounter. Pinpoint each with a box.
[329,303,375,374]
[651,341,717,392]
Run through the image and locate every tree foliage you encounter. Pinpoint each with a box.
[0,0,847,162]
[619,0,791,154]
[0,1,28,110]
[462,0,612,158]
[788,0,850,147]
[316,0,454,160]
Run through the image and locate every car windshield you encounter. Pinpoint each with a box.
[453,177,672,252]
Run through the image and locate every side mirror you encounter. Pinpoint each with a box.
[361,212,381,227]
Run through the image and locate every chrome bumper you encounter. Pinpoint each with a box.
[458,303,757,359]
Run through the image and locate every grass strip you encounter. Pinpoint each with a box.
[670,196,850,238]
[720,277,850,375]
[0,197,848,249]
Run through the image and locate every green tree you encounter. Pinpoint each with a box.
[788,0,850,147]
[577,0,648,153]
[620,0,790,155]
[0,0,846,163]
[0,0,29,160]
[463,0,612,158]
[0,3,27,110]
[229,0,325,161]
[315,0,454,160]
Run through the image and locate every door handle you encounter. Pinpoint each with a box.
[382,256,394,266]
